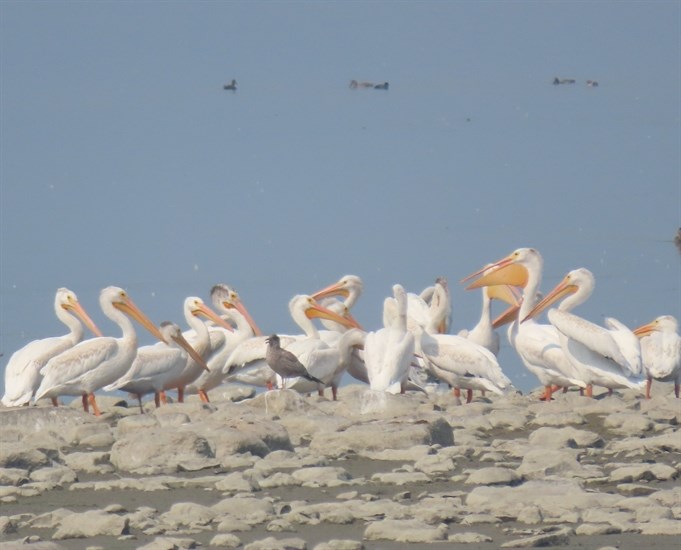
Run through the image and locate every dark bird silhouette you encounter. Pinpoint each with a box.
[265,334,324,389]
[675,228,681,255]
[374,82,389,90]
[586,80,599,87]
[223,79,237,91]
[553,77,576,85]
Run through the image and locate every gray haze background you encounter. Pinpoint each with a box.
[1,1,679,395]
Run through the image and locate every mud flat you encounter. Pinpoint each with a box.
[1,384,679,549]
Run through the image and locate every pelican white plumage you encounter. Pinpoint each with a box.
[224,295,359,397]
[185,284,261,399]
[363,284,415,394]
[415,277,452,334]
[103,321,209,412]
[523,267,646,396]
[161,296,232,403]
[464,248,587,402]
[311,275,364,332]
[633,315,680,398]
[2,288,102,408]
[34,286,164,415]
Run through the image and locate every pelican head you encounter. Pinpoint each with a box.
[56,287,103,337]
[522,268,595,322]
[102,286,165,342]
[210,283,262,336]
[462,248,540,290]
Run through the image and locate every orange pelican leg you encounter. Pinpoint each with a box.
[466,389,473,404]
[266,381,274,391]
[317,388,325,397]
[88,393,101,416]
[331,385,338,401]
[645,378,653,400]
[585,384,593,398]
[159,390,168,405]
[198,389,210,403]
[453,387,461,398]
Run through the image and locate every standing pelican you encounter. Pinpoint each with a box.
[185,284,261,400]
[463,248,587,402]
[311,275,364,332]
[103,321,209,412]
[523,268,645,396]
[34,287,164,415]
[161,297,232,403]
[634,315,681,398]
[2,288,102,408]
[364,284,415,394]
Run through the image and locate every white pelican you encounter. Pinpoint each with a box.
[416,277,452,334]
[414,325,511,400]
[224,295,360,398]
[185,284,261,400]
[363,284,415,394]
[633,315,681,398]
[2,288,102,408]
[103,321,209,412]
[34,286,164,416]
[161,297,232,403]
[311,274,364,332]
[463,248,587,402]
[523,268,646,396]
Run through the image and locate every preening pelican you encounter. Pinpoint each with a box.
[2,288,102,408]
[104,321,209,412]
[634,315,681,398]
[161,297,232,403]
[364,284,415,394]
[523,268,645,396]
[311,275,364,332]
[463,248,587,402]
[185,284,261,399]
[34,286,164,416]
[417,277,452,334]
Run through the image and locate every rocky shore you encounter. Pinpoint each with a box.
[0,384,679,549]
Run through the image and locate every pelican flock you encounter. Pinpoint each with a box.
[2,253,678,414]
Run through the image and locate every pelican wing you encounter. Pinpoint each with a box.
[603,317,642,376]
[548,310,629,368]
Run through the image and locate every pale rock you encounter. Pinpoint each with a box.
[528,426,603,449]
[364,445,432,462]
[68,422,114,447]
[638,518,681,535]
[603,412,654,435]
[291,466,352,487]
[0,444,51,471]
[256,472,299,489]
[110,428,216,474]
[159,502,217,527]
[414,453,456,476]
[313,540,364,550]
[62,451,113,474]
[25,508,73,529]
[0,516,17,534]
[500,526,573,547]
[609,463,677,483]
[616,483,658,497]
[155,412,192,428]
[608,431,681,455]
[465,467,519,486]
[243,536,307,550]
[487,409,528,430]
[516,506,543,524]
[0,468,29,486]
[213,384,256,402]
[215,517,253,532]
[364,518,448,542]
[115,413,159,435]
[515,448,590,479]
[635,505,673,522]
[529,411,586,427]
[212,496,274,525]
[29,465,77,485]
[309,416,454,458]
[209,533,242,548]
[370,471,430,485]
[136,536,198,550]
[215,471,260,492]
[266,518,296,532]
[460,514,501,525]
[575,523,622,535]
[52,510,129,539]
[448,531,494,543]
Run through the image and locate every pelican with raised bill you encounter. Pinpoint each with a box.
[2,288,102,408]
[634,315,681,399]
[462,248,587,402]
[522,268,646,397]
[34,287,165,416]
